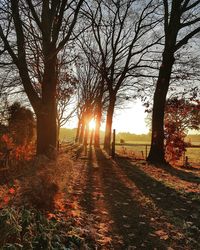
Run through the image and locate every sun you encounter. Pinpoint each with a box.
[89,119,96,130]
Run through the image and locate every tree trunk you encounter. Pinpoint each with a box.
[104,95,116,153]
[36,54,57,157]
[57,121,60,150]
[36,112,55,155]
[147,52,175,164]
[75,118,81,143]
[84,123,89,145]
[79,122,85,144]
[90,129,94,147]
[84,122,89,155]
[94,101,103,147]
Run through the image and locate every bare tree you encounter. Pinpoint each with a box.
[56,51,78,139]
[0,0,84,156]
[75,56,103,145]
[56,83,77,140]
[81,0,162,152]
[147,0,200,164]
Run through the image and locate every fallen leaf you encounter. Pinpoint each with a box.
[70,209,81,217]
[160,234,169,240]
[101,210,108,215]
[155,230,169,240]
[97,236,112,245]
[123,224,131,228]
[98,223,109,233]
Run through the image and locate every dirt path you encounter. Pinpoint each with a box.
[71,147,200,250]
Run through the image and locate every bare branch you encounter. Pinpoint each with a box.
[175,26,200,51]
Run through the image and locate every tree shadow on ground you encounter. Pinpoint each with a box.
[114,157,200,247]
[153,163,200,185]
[93,148,168,249]
[79,147,96,213]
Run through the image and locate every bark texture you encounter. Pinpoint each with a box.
[75,118,81,143]
[104,96,116,153]
[94,96,103,147]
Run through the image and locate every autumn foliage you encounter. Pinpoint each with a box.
[164,98,200,162]
[0,102,35,165]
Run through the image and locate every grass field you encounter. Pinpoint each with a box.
[184,147,200,166]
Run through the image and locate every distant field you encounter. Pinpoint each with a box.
[185,147,200,166]
[59,129,200,166]
[191,141,200,146]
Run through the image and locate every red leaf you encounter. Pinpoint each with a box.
[9,188,15,194]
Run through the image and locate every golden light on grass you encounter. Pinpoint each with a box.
[89,119,96,130]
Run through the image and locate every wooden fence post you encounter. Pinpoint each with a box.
[145,145,148,160]
[111,129,116,158]
[57,140,60,151]
[183,151,185,166]
[185,156,189,167]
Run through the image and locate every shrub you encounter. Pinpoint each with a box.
[164,98,200,162]
[0,134,33,168]
[0,102,36,169]
[8,102,35,146]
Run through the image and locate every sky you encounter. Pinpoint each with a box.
[66,100,150,134]
[112,100,149,134]
[65,98,199,135]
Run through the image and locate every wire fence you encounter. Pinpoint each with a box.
[115,143,150,160]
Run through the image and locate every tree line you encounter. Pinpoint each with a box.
[0,0,200,165]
